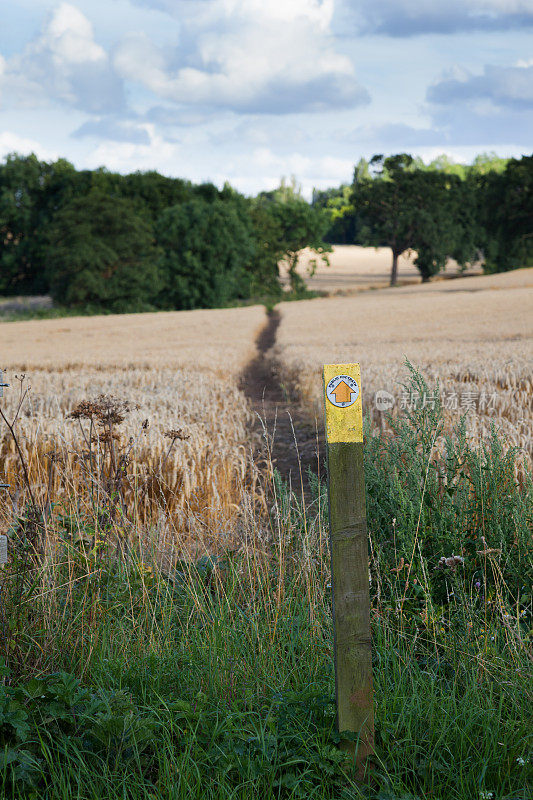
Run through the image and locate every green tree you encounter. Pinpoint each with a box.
[255,179,331,292]
[120,171,193,220]
[352,154,474,285]
[0,154,50,295]
[46,190,161,312]
[156,198,256,309]
[312,184,359,244]
[469,152,509,176]
[0,154,118,297]
[479,155,533,272]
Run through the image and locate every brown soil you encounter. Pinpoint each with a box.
[239,310,325,500]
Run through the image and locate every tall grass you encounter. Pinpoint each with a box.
[0,367,531,799]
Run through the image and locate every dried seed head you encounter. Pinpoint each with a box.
[68,400,100,420]
[91,430,121,444]
[68,395,137,426]
[436,554,465,572]
[164,428,190,441]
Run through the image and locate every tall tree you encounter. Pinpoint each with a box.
[255,179,331,292]
[352,154,474,285]
[46,190,161,311]
[0,154,49,295]
[479,155,533,272]
[156,198,256,309]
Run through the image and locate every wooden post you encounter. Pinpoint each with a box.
[323,363,374,775]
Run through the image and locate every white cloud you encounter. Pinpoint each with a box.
[115,0,368,113]
[1,3,125,114]
[428,62,533,108]
[86,127,179,172]
[44,2,106,64]
[0,131,59,161]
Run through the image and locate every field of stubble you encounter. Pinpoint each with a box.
[272,267,533,475]
[280,244,482,293]
[0,305,265,555]
[1,267,532,539]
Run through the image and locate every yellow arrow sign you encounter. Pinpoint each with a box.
[331,380,353,404]
[323,363,363,443]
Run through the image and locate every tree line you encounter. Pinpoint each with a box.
[313,151,532,285]
[0,151,531,312]
[0,156,329,312]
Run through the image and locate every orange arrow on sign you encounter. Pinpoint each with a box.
[331,380,353,403]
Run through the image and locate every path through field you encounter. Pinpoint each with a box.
[239,310,325,500]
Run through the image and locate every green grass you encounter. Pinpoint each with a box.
[1,549,530,800]
[0,366,531,799]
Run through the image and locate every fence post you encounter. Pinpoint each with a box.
[323,363,374,775]
[0,369,9,564]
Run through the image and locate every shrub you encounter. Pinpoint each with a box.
[45,190,162,312]
[156,198,256,309]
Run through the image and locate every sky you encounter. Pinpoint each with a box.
[0,0,532,197]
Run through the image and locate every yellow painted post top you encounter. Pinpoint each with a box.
[323,363,363,443]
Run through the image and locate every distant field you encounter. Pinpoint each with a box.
[273,267,533,472]
[0,304,264,374]
[280,244,482,294]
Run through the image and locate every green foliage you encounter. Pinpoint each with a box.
[352,154,476,284]
[478,155,533,273]
[312,151,515,270]
[1,150,528,313]
[0,661,350,799]
[1,155,313,311]
[0,668,159,793]
[312,184,360,244]
[248,201,286,299]
[255,178,332,292]
[119,171,195,220]
[469,151,510,176]
[156,198,256,309]
[364,362,532,611]
[45,190,162,312]
[0,155,77,295]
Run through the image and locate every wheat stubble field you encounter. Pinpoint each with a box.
[0,305,266,555]
[281,244,482,293]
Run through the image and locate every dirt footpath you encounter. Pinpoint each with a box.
[239,310,325,500]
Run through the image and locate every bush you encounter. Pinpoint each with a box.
[45,190,162,312]
[156,198,256,309]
